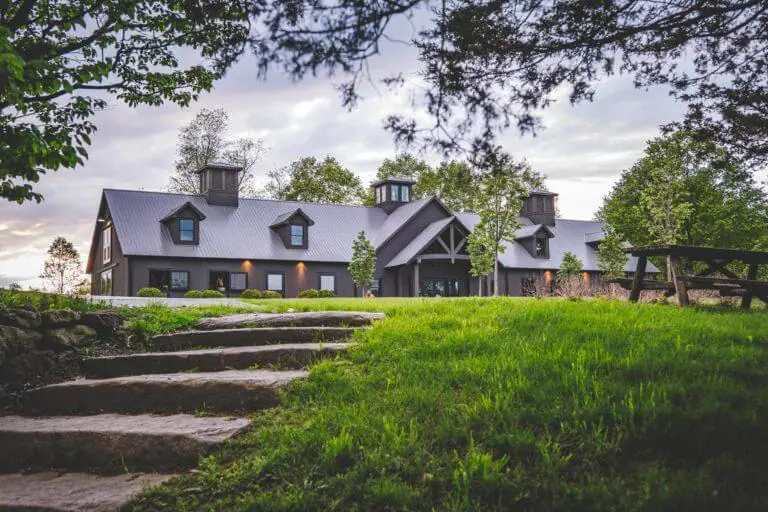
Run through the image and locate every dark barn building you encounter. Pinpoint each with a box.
[86,163,652,297]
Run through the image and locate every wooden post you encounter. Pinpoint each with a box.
[629,256,647,302]
[669,254,689,307]
[742,263,758,310]
[414,259,420,297]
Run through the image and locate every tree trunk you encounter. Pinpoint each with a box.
[493,252,499,297]
[478,276,483,297]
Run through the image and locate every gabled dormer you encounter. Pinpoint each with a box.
[515,224,555,259]
[372,176,416,214]
[521,189,558,226]
[160,201,206,245]
[197,161,242,206]
[270,208,315,249]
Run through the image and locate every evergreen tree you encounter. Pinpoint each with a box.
[558,252,584,279]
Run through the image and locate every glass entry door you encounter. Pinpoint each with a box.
[420,278,464,297]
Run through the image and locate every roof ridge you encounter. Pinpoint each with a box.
[103,188,384,210]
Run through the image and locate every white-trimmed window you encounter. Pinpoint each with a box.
[319,274,336,292]
[102,227,111,264]
[290,225,304,246]
[230,272,247,291]
[267,272,284,293]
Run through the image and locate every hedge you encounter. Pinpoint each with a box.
[136,287,164,297]
[183,289,225,298]
[239,289,262,299]
[261,290,283,299]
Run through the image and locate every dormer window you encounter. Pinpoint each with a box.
[271,208,314,249]
[290,224,304,246]
[179,219,196,242]
[535,236,549,258]
[161,201,205,245]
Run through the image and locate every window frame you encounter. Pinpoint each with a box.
[178,217,196,244]
[400,185,409,202]
[170,270,190,291]
[370,278,382,296]
[534,236,549,258]
[318,273,337,293]
[100,268,113,296]
[266,271,285,294]
[102,226,111,264]
[230,272,248,291]
[390,184,400,202]
[289,224,305,247]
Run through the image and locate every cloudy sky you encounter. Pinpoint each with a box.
[0,33,688,289]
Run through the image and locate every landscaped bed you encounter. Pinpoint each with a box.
[128,298,768,511]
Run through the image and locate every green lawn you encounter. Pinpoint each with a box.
[125,298,768,511]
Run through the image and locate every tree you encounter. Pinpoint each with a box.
[597,226,628,279]
[2,0,251,204]
[558,252,584,279]
[467,153,539,296]
[466,229,496,297]
[8,283,21,291]
[168,108,266,196]
[263,157,367,204]
[39,237,83,295]
[598,131,768,275]
[348,231,376,295]
[246,1,768,167]
[371,154,478,211]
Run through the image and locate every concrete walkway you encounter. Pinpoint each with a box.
[85,295,251,307]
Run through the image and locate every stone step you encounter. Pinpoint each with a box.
[82,343,350,378]
[151,326,359,350]
[0,414,250,473]
[0,471,174,512]
[195,310,385,330]
[23,369,306,415]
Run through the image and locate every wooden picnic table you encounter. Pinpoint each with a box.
[613,245,768,308]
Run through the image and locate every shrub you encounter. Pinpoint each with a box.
[239,289,262,299]
[261,290,283,299]
[136,287,165,297]
[318,289,336,298]
[200,289,225,298]
[183,290,204,298]
[298,289,320,298]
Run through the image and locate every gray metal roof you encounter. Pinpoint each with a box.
[514,224,554,239]
[103,188,657,273]
[455,213,659,272]
[104,189,388,263]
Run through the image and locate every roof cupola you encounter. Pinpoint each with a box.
[197,161,242,207]
[371,176,416,214]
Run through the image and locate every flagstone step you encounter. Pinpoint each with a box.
[0,413,250,474]
[24,369,307,415]
[82,342,350,378]
[151,326,359,350]
[195,311,385,330]
[0,471,174,512]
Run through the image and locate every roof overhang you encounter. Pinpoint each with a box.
[269,207,316,228]
[514,224,555,240]
[160,201,206,223]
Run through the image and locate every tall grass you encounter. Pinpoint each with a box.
[132,298,768,511]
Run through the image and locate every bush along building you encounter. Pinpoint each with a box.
[86,163,654,297]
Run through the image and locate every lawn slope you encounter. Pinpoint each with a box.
[131,298,768,511]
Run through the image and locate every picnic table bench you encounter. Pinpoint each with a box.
[611,245,768,308]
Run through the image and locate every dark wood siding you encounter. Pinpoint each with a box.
[128,257,355,297]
